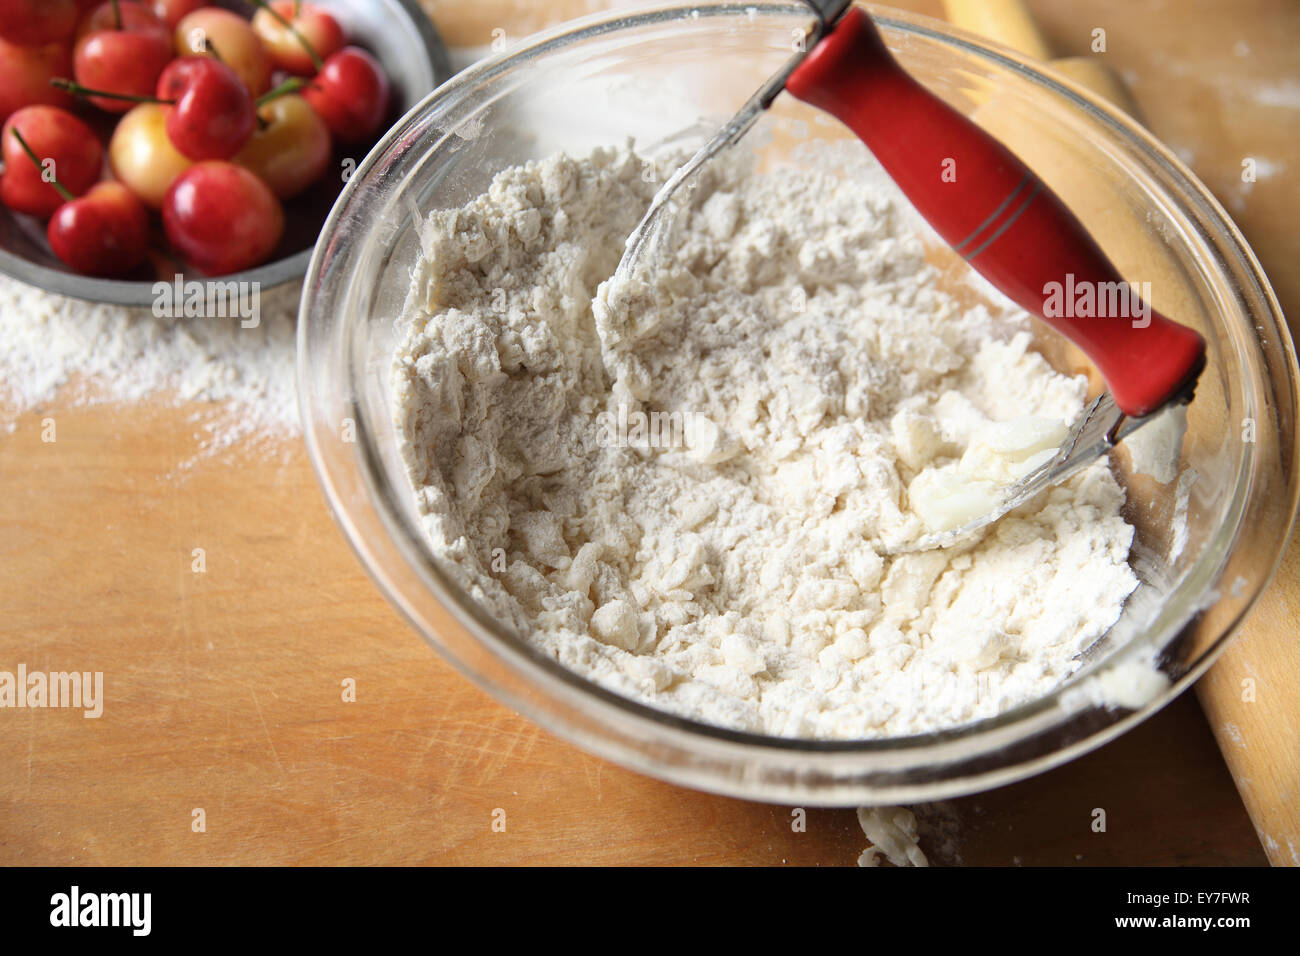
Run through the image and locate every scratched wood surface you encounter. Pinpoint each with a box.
[1,0,1294,865]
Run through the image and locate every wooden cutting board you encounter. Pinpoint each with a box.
[0,0,1294,865]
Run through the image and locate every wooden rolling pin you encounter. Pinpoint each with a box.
[944,0,1140,118]
[944,0,1297,866]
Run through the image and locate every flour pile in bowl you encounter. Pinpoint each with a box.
[390,146,1139,739]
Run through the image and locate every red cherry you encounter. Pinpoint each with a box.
[0,38,75,124]
[0,105,102,217]
[162,160,283,275]
[302,46,388,145]
[0,0,79,47]
[73,1,171,113]
[47,180,149,275]
[73,0,167,40]
[156,57,254,160]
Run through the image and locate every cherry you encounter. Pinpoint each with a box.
[0,105,102,217]
[58,64,279,161]
[173,7,271,96]
[47,180,149,275]
[163,160,283,275]
[74,0,166,40]
[0,0,79,47]
[302,46,388,145]
[233,91,327,199]
[73,1,172,113]
[250,1,342,77]
[108,101,191,208]
[0,38,75,123]
[148,0,203,29]
[155,57,254,160]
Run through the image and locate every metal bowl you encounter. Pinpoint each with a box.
[0,0,450,306]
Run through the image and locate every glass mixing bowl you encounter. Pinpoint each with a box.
[298,2,1298,804]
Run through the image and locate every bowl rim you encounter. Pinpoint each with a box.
[0,0,452,308]
[299,0,1300,802]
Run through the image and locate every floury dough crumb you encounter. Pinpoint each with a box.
[391,146,1140,739]
[857,806,928,867]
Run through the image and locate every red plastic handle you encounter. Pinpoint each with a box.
[785,8,1205,417]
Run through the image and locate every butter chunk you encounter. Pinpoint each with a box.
[908,466,1001,532]
[908,416,1067,531]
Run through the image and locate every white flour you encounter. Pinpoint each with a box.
[857,806,928,867]
[392,146,1140,739]
[0,275,299,462]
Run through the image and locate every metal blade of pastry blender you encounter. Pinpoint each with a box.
[882,392,1167,555]
[614,0,851,281]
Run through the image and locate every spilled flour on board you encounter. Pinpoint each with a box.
[0,274,300,470]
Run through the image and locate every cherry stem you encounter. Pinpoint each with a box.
[255,77,307,107]
[9,128,75,202]
[204,37,225,63]
[251,78,307,131]
[51,78,172,105]
[251,0,324,71]
[111,0,122,30]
